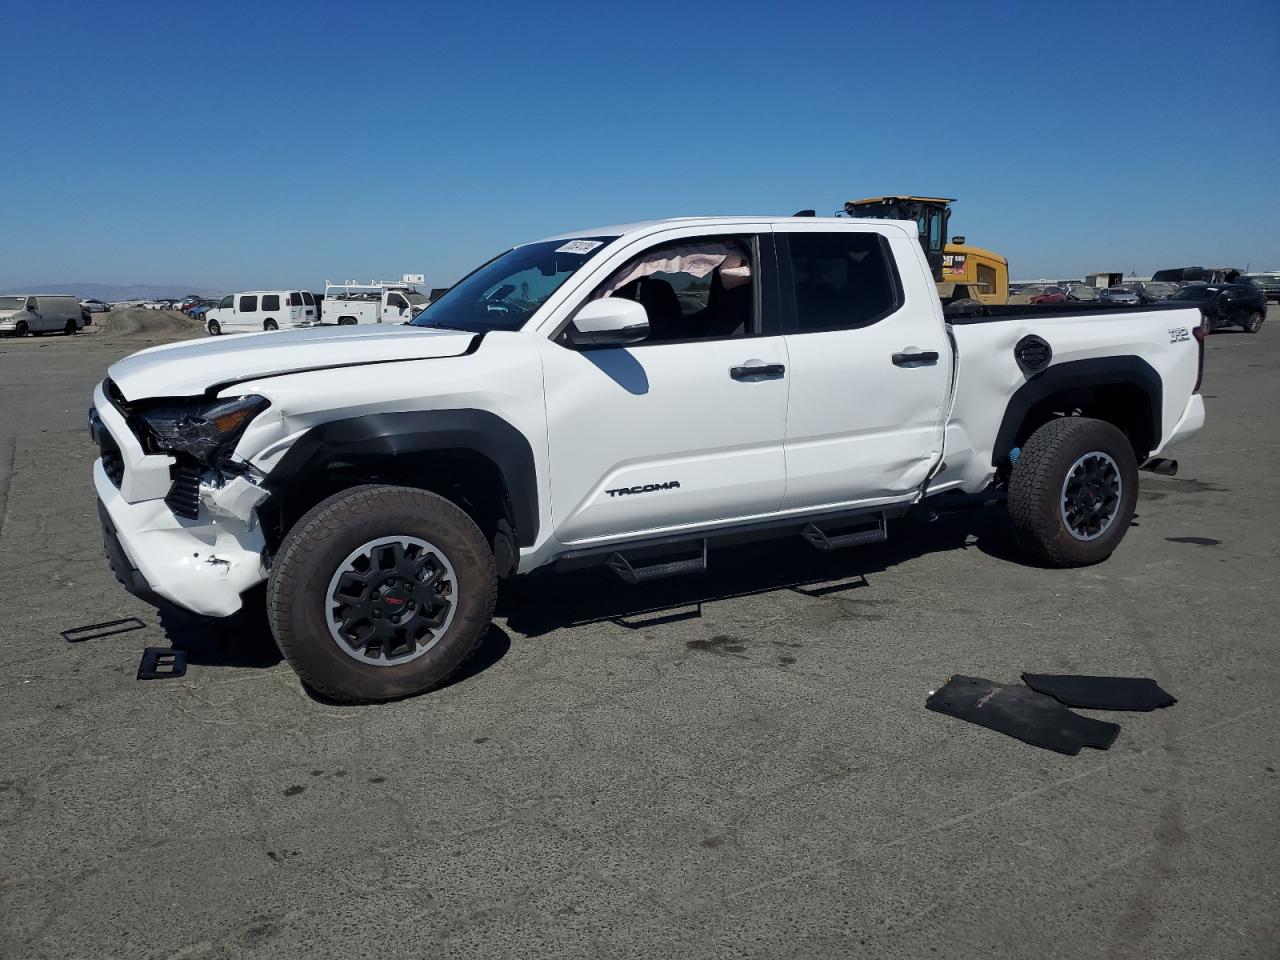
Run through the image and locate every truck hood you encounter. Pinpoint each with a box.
[107,323,478,401]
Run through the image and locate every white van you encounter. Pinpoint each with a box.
[204,290,317,335]
[0,294,85,336]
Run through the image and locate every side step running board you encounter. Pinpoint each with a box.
[801,516,887,552]
[607,541,709,584]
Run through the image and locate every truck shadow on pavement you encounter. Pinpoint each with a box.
[155,590,513,698]
[500,509,1023,637]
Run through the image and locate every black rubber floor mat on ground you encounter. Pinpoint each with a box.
[1021,674,1176,711]
[927,675,1120,755]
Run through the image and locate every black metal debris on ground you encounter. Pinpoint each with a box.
[137,647,187,680]
[61,617,146,643]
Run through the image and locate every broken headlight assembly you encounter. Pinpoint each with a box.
[137,395,270,468]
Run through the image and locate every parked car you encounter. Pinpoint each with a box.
[1242,274,1280,303]
[1029,285,1068,304]
[1168,283,1267,333]
[1100,286,1141,305]
[0,294,86,336]
[203,290,318,335]
[188,302,216,321]
[90,215,1208,702]
[1065,284,1099,302]
[80,298,112,313]
[1131,281,1179,304]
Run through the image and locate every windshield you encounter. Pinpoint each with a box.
[1107,287,1133,294]
[411,236,617,333]
[405,292,428,305]
[0,296,27,310]
[1070,287,1098,298]
[1171,286,1212,301]
[1144,283,1177,298]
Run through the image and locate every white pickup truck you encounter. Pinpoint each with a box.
[322,281,429,325]
[90,217,1206,702]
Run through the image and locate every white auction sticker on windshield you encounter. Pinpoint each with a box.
[555,240,604,255]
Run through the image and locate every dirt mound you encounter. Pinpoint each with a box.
[90,308,206,344]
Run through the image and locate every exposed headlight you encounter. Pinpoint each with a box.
[138,395,269,466]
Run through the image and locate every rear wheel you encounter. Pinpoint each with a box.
[264,319,278,331]
[266,485,497,703]
[64,319,77,335]
[1242,310,1264,334]
[1007,417,1138,567]
[207,319,221,336]
[338,316,357,326]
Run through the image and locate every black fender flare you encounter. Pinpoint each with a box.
[264,409,538,546]
[992,356,1163,467]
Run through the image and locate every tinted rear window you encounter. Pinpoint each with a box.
[302,291,314,305]
[785,232,901,333]
[288,292,303,306]
[262,294,281,311]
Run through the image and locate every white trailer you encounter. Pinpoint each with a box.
[322,275,430,325]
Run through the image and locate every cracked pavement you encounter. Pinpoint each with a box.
[1,309,1277,959]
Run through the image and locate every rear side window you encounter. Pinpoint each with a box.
[302,291,314,305]
[262,294,281,311]
[288,292,303,306]
[239,295,258,312]
[785,232,901,333]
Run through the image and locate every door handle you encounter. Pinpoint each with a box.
[891,351,939,368]
[730,363,785,380]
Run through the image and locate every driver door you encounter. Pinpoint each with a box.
[539,228,790,545]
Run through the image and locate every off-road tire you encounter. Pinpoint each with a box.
[266,484,497,703]
[207,319,221,336]
[1007,416,1138,567]
[1242,310,1264,334]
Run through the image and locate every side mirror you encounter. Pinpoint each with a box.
[567,298,650,348]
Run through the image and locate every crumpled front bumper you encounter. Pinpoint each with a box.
[94,459,268,617]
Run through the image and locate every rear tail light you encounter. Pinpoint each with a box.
[1192,314,1206,393]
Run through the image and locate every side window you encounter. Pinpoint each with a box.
[261,294,280,311]
[785,232,901,333]
[239,295,258,312]
[288,292,303,307]
[27,298,38,311]
[976,263,998,295]
[592,236,755,344]
[302,291,314,305]
[219,295,234,309]
[387,293,408,310]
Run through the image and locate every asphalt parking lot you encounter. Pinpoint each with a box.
[2,309,1278,960]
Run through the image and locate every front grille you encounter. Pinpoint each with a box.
[165,468,202,520]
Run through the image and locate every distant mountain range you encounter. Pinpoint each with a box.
[0,283,221,301]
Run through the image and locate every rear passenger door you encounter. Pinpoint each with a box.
[774,226,950,511]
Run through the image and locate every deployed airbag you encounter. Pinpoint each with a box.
[1021,674,1176,711]
[926,675,1120,755]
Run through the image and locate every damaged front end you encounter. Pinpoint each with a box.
[91,381,275,618]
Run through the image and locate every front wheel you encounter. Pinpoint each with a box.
[14,321,29,337]
[1241,310,1264,334]
[266,485,497,703]
[207,319,221,336]
[1007,417,1138,567]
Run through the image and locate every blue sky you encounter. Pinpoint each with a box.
[2,0,1277,290]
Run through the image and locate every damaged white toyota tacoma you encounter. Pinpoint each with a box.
[90,217,1207,701]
